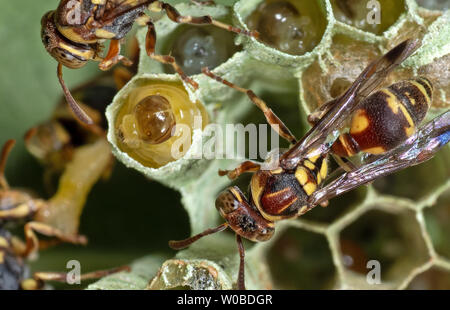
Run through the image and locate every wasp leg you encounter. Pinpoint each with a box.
[113,66,134,90]
[307,98,340,126]
[202,68,297,144]
[169,223,228,249]
[236,234,246,290]
[219,161,261,180]
[0,201,42,223]
[190,0,216,5]
[98,40,133,71]
[319,200,329,208]
[21,266,130,290]
[0,139,15,190]
[0,201,78,257]
[144,21,199,89]
[9,234,62,256]
[23,222,88,258]
[160,2,258,38]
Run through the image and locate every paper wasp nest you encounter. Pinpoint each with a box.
[93,0,450,290]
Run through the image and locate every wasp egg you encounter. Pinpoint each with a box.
[246,0,326,55]
[115,81,209,168]
[165,25,240,76]
[331,0,406,35]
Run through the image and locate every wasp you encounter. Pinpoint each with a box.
[0,133,114,259]
[24,76,116,192]
[0,139,128,289]
[25,40,139,192]
[41,0,258,125]
[169,39,450,290]
[0,225,129,290]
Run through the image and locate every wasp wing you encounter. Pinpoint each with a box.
[101,0,151,22]
[308,110,450,207]
[280,39,421,169]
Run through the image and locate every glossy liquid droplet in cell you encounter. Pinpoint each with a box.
[331,0,406,35]
[247,0,326,55]
[168,26,239,76]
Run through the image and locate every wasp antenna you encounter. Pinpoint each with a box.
[169,223,228,250]
[0,139,16,189]
[236,234,246,290]
[57,63,94,125]
[24,127,38,144]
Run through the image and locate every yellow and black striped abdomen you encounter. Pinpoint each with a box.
[250,154,328,221]
[332,77,433,156]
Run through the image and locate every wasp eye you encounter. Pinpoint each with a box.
[134,95,176,145]
[215,190,240,215]
[43,35,51,46]
[41,11,56,47]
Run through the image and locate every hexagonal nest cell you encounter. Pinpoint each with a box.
[424,192,450,259]
[268,228,336,289]
[340,209,429,285]
[406,267,450,290]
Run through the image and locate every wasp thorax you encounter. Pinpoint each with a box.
[246,0,326,55]
[115,81,209,168]
[134,95,176,145]
[166,26,239,76]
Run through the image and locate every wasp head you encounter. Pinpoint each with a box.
[215,187,275,242]
[41,11,94,69]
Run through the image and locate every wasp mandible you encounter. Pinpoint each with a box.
[41,0,258,125]
[169,39,450,290]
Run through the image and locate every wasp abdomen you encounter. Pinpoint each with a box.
[332,77,433,156]
[251,155,328,221]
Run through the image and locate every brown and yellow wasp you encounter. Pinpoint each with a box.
[0,225,128,290]
[0,137,112,256]
[41,0,258,125]
[169,39,450,290]
[0,139,129,290]
[25,39,139,192]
